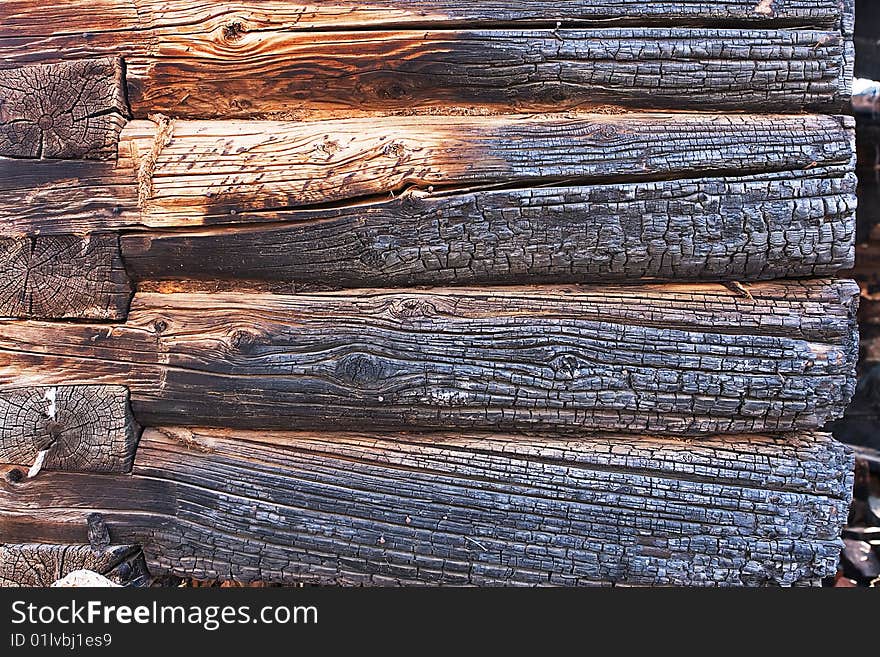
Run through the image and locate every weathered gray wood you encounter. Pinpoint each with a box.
[0,157,140,237]
[122,173,857,285]
[0,281,859,435]
[0,58,127,159]
[0,235,131,319]
[0,386,139,473]
[0,429,854,586]
[0,543,142,587]
[0,1,854,117]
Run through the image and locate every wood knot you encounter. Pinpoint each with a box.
[378,82,409,100]
[230,329,260,352]
[222,21,247,40]
[6,468,24,484]
[314,138,341,157]
[335,353,386,387]
[389,297,438,320]
[153,319,168,334]
[550,354,581,380]
[382,141,408,158]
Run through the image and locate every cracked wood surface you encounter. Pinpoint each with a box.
[121,173,857,286]
[123,113,856,227]
[0,1,854,117]
[0,429,854,586]
[0,281,859,435]
[0,544,142,587]
[0,385,139,473]
[0,58,128,159]
[0,235,131,320]
[0,112,856,284]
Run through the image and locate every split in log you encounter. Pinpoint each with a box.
[0,1,854,117]
[0,429,854,586]
[0,281,859,435]
[0,234,131,320]
[0,58,128,159]
[0,386,140,474]
[0,543,145,587]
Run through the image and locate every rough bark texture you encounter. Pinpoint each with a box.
[0,544,144,587]
[0,429,854,586]
[0,58,128,159]
[0,1,854,117]
[0,386,139,473]
[121,173,856,286]
[0,234,131,319]
[0,281,859,435]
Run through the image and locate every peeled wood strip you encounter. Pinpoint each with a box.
[0,429,854,586]
[0,281,859,435]
[0,1,853,116]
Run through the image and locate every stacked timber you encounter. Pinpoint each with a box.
[0,1,859,587]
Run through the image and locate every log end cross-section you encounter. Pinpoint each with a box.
[0,58,128,160]
[0,385,140,474]
[0,234,132,320]
[0,543,144,587]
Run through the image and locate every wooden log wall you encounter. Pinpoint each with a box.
[0,0,860,587]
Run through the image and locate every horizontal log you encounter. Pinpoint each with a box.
[0,58,128,160]
[120,113,859,227]
[0,234,131,320]
[0,544,144,587]
[121,173,857,286]
[4,112,856,235]
[0,281,859,435]
[0,1,854,116]
[0,385,139,473]
[0,429,854,586]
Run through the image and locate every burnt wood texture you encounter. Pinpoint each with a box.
[0,281,859,435]
[1,112,858,286]
[0,1,855,117]
[0,544,144,587]
[0,0,861,587]
[0,386,139,474]
[0,235,131,320]
[0,429,854,586]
